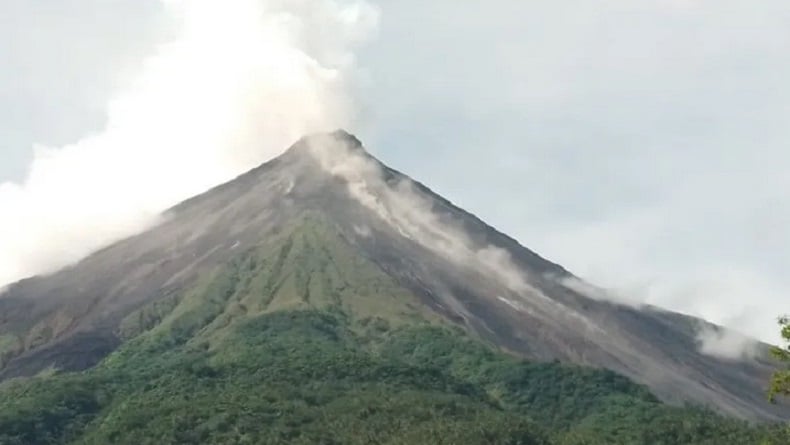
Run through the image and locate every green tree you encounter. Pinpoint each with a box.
[769,316,790,402]
[767,316,790,445]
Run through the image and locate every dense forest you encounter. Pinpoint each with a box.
[1,309,788,445]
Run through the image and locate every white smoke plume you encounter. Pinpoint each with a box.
[696,325,760,361]
[0,0,379,287]
[560,274,769,357]
[557,276,641,307]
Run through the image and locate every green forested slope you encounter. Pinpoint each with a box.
[0,220,786,444]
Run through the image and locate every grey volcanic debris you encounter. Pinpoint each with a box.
[0,130,787,421]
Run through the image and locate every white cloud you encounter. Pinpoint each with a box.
[0,0,379,287]
[696,325,760,361]
[558,276,639,307]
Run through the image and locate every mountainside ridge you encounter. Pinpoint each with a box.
[0,130,787,425]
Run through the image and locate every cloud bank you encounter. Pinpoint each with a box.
[0,0,378,287]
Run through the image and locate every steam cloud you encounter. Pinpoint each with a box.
[696,325,759,361]
[558,276,638,307]
[560,274,766,359]
[0,0,379,287]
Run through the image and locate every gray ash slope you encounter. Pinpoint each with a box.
[0,130,786,421]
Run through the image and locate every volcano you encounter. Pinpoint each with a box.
[0,131,787,441]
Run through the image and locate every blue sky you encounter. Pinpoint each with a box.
[1,0,789,343]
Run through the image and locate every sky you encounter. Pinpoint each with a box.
[1,0,789,344]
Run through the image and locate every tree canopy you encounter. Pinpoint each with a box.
[769,316,790,402]
[1,310,787,445]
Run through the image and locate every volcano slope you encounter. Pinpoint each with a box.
[0,131,787,444]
